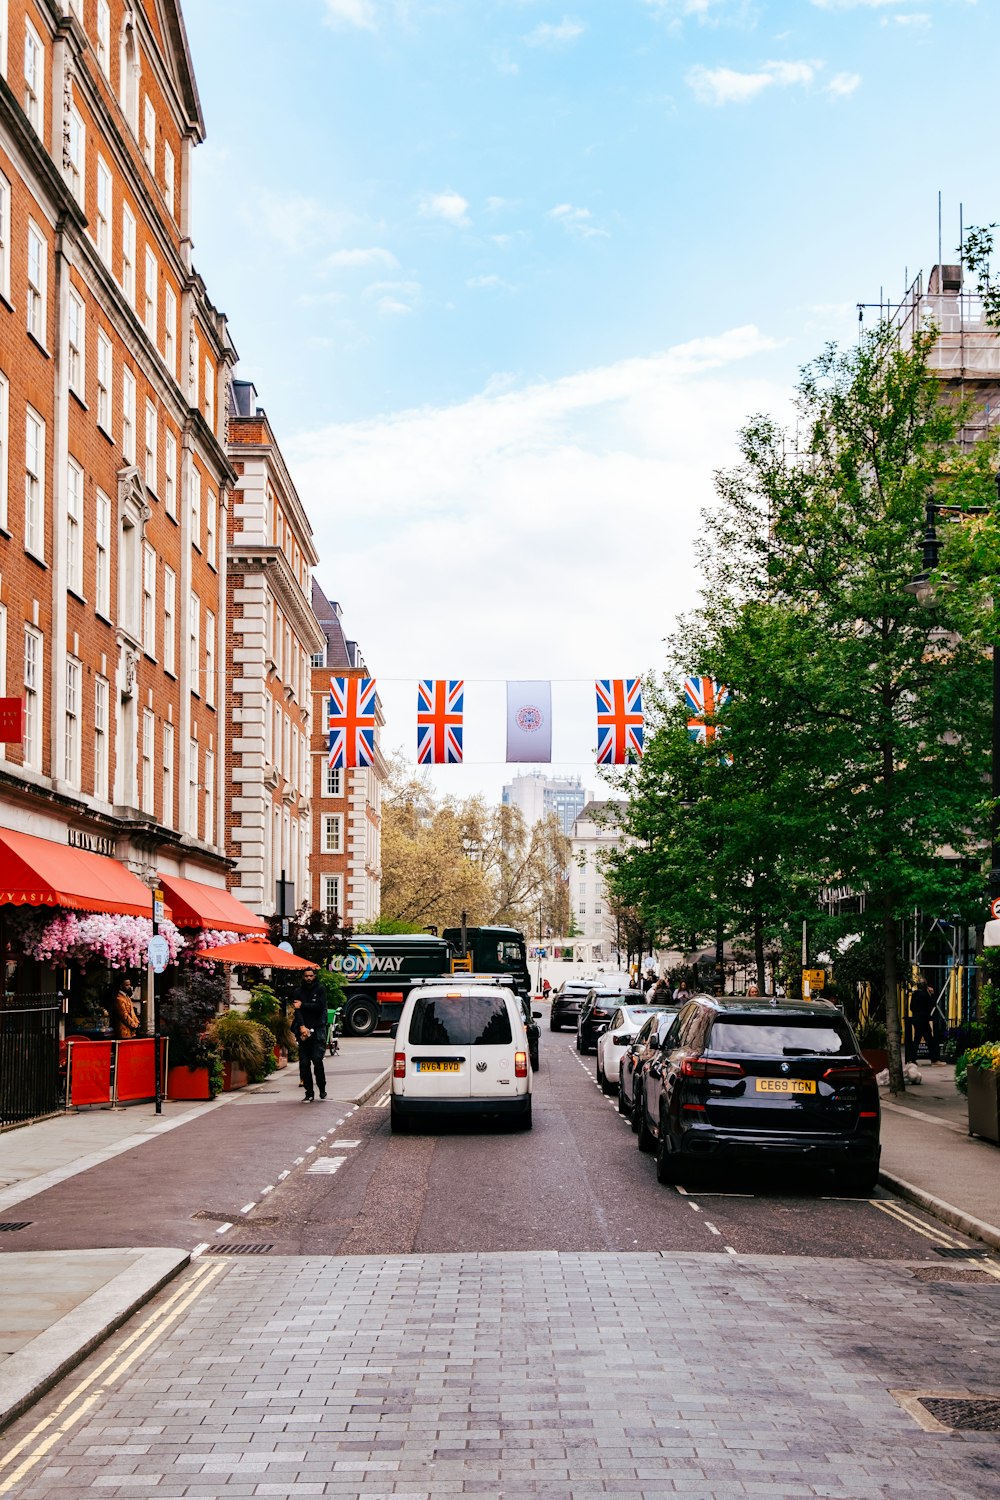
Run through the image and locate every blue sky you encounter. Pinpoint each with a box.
[183,0,997,798]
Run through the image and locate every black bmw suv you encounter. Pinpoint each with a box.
[636,995,881,1193]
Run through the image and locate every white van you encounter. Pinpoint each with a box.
[390,978,534,1132]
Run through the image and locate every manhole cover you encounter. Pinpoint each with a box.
[934,1246,989,1260]
[0,1222,30,1232]
[911,1266,998,1283]
[919,1397,1000,1432]
[207,1243,274,1255]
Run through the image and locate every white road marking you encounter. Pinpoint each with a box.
[688,1202,701,1213]
[293,1156,304,1165]
[305,1145,317,1153]
[190,1242,210,1258]
[724,1245,738,1256]
[307,1155,347,1175]
[215,1223,232,1235]
[332,1140,361,1148]
[277,1170,289,1181]
[240,1202,256,1214]
[260,1185,274,1195]
[704,1222,722,1236]
[675,1185,689,1196]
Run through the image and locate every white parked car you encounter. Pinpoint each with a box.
[390,978,535,1133]
[595,1004,662,1094]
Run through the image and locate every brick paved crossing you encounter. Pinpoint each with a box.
[5,1251,1000,1499]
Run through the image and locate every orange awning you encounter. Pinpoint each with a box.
[198,936,313,969]
[0,828,160,918]
[157,874,267,934]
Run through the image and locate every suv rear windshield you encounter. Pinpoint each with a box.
[409,995,514,1047]
[708,1015,855,1058]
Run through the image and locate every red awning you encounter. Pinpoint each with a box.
[0,828,160,918]
[156,874,267,934]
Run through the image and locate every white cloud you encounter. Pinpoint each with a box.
[883,12,932,25]
[524,17,587,46]
[420,190,471,227]
[323,0,378,30]
[289,327,786,798]
[467,274,517,292]
[640,0,757,27]
[825,70,861,97]
[363,279,421,315]
[253,192,356,253]
[547,203,610,239]
[810,0,901,8]
[326,247,400,271]
[686,59,819,105]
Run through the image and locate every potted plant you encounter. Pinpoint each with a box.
[246,982,295,1068]
[966,1042,1000,1144]
[207,1011,266,1091]
[160,968,225,1100]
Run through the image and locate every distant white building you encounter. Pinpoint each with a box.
[503,774,592,836]
[569,801,625,963]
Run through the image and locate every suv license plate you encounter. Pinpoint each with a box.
[415,1061,460,1073]
[755,1078,816,1094]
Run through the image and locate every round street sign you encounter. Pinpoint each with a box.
[991,898,1000,921]
[148,934,170,973]
[277,941,293,953]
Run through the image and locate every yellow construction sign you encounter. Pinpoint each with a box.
[802,968,826,998]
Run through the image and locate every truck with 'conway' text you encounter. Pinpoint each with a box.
[332,928,530,1036]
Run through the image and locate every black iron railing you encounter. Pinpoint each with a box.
[0,996,62,1127]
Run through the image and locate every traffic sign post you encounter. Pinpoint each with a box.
[990,897,1000,922]
[151,887,165,1114]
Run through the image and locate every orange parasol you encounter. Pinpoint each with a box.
[197,935,316,970]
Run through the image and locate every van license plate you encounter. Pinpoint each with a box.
[755,1078,816,1094]
[415,1061,460,1073]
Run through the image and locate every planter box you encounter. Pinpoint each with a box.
[273,1046,288,1070]
[167,1064,211,1101]
[861,1049,889,1076]
[223,1061,249,1092]
[968,1067,1000,1144]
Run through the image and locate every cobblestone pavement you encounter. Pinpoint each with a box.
[2,1251,999,1499]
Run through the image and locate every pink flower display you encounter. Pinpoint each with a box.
[19,911,185,970]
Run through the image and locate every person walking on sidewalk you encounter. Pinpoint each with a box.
[292,968,328,1101]
[908,973,940,1065]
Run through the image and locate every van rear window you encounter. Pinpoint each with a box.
[409,995,513,1047]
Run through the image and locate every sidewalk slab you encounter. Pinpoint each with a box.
[0,1247,188,1432]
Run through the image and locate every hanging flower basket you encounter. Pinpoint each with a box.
[16,910,185,970]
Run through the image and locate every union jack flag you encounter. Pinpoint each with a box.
[417,679,464,764]
[596,679,644,765]
[328,677,377,769]
[684,676,729,743]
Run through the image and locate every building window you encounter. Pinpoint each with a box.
[143,248,157,341]
[143,97,155,170]
[66,459,84,596]
[0,370,8,533]
[164,429,177,517]
[121,205,135,306]
[325,764,342,797]
[23,627,41,770]
[122,367,135,464]
[64,658,81,787]
[595,904,602,914]
[96,0,110,74]
[23,21,43,134]
[96,157,111,262]
[94,676,109,800]
[162,721,174,826]
[121,21,139,134]
[96,330,111,432]
[119,514,141,638]
[67,105,85,205]
[24,407,44,559]
[187,739,198,837]
[163,142,175,216]
[323,814,343,854]
[27,222,46,344]
[322,875,343,918]
[204,749,214,843]
[68,289,85,396]
[203,357,214,431]
[188,593,200,685]
[141,708,154,813]
[144,401,157,492]
[189,466,201,549]
[205,609,215,706]
[142,541,156,655]
[206,491,217,568]
[95,489,111,618]
[164,285,176,376]
[0,171,9,303]
[163,566,175,674]
[311,649,325,669]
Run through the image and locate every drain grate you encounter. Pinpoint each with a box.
[934,1246,989,1260]
[207,1243,274,1256]
[0,1222,30,1233]
[919,1396,1000,1432]
[911,1265,998,1283]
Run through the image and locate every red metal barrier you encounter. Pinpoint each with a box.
[114,1038,168,1103]
[67,1040,114,1106]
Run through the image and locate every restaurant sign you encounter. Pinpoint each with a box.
[67,828,117,858]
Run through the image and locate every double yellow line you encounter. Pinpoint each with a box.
[0,1258,227,1495]
[872,1198,1000,1278]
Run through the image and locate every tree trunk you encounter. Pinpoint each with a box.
[883,907,905,1096]
[753,908,766,994]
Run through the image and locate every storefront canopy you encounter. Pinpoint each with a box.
[156,874,267,934]
[0,829,162,918]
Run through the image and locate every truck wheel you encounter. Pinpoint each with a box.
[344,999,377,1037]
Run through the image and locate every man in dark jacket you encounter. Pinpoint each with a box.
[291,968,328,1101]
[908,974,939,1065]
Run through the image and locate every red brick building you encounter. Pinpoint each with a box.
[0,2,254,999]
